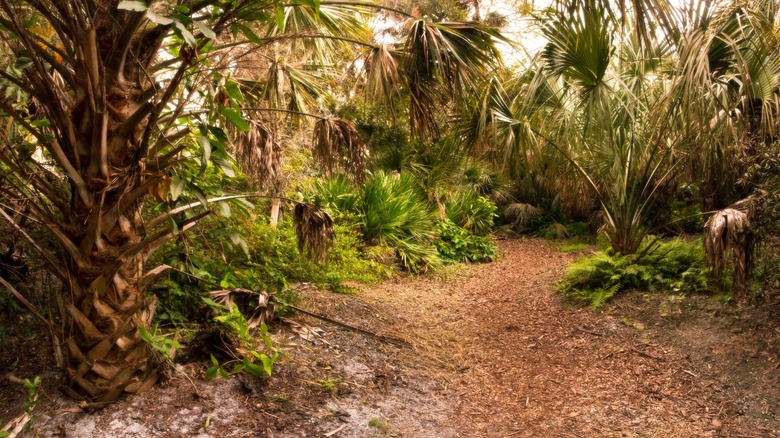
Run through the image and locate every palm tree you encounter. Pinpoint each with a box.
[0,0,504,405]
[457,0,779,257]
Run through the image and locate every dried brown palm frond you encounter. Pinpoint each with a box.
[312,117,367,182]
[505,202,541,227]
[234,120,279,188]
[293,202,335,263]
[209,288,276,328]
[704,208,753,302]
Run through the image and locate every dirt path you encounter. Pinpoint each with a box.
[15,238,780,437]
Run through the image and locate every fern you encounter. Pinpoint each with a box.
[559,237,708,308]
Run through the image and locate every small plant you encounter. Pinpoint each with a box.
[435,219,498,263]
[316,377,342,396]
[202,298,280,380]
[445,190,497,236]
[204,323,280,379]
[558,238,709,308]
[139,325,182,362]
[22,376,41,414]
[368,417,390,433]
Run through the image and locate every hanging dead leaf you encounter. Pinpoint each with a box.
[209,288,276,328]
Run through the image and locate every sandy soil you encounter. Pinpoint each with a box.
[3,237,780,437]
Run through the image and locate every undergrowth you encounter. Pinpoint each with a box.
[435,219,498,263]
[558,238,708,308]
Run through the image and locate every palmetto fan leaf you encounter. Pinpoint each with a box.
[209,289,276,328]
[363,19,503,138]
[541,4,612,95]
[364,44,401,118]
[264,3,371,60]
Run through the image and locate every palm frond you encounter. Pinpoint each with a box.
[505,202,541,227]
[704,207,753,300]
[363,44,402,119]
[312,117,367,182]
[293,202,335,263]
[209,288,276,328]
[234,120,280,188]
[402,19,504,137]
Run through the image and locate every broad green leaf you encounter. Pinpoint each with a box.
[228,231,249,257]
[189,183,208,208]
[259,354,273,376]
[146,10,173,25]
[202,297,228,311]
[208,125,230,143]
[29,119,50,127]
[198,135,211,169]
[213,157,236,177]
[218,201,231,218]
[233,23,263,44]
[138,326,153,342]
[219,107,250,132]
[170,175,185,201]
[194,21,217,40]
[14,56,33,69]
[117,1,147,11]
[224,81,244,103]
[174,21,197,47]
[241,359,265,377]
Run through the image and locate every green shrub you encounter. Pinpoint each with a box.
[151,208,391,324]
[558,238,709,308]
[309,172,440,271]
[445,190,497,235]
[435,219,498,263]
[360,171,440,270]
[460,163,509,201]
[311,174,360,216]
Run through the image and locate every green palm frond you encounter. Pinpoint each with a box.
[402,19,504,137]
[541,4,612,96]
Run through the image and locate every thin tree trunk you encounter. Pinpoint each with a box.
[270,197,281,227]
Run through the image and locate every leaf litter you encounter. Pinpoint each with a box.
[4,238,780,437]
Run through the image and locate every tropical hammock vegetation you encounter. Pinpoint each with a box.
[0,0,777,411]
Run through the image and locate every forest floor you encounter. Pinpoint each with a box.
[3,237,780,437]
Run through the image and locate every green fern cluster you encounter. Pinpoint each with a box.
[558,238,709,308]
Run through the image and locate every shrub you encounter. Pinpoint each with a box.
[558,238,709,308]
[311,174,360,216]
[445,190,497,235]
[359,171,440,270]
[435,219,498,263]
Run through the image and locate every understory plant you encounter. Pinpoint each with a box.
[311,171,440,271]
[444,190,497,236]
[435,219,498,263]
[558,238,708,308]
